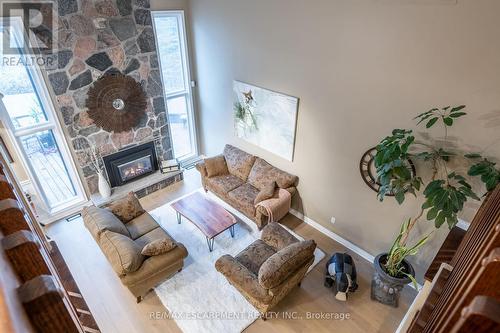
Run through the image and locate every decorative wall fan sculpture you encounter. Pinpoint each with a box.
[86,74,147,133]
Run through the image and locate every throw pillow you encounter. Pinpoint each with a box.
[82,205,131,238]
[100,230,145,276]
[107,192,146,223]
[254,181,276,205]
[141,238,177,256]
[205,155,229,178]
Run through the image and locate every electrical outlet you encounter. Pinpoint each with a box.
[331,217,336,225]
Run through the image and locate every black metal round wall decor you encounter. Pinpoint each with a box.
[359,147,416,196]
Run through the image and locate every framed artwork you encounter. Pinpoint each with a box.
[233,81,299,161]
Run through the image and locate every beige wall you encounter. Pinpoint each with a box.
[188,0,500,278]
[150,0,188,11]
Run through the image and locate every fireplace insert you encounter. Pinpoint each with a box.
[103,141,159,187]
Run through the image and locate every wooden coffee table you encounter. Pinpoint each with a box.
[170,192,237,252]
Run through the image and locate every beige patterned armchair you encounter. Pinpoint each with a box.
[215,223,316,316]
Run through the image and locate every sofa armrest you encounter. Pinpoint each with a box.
[122,243,188,285]
[258,240,316,289]
[215,255,271,302]
[195,162,208,177]
[261,222,298,251]
[255,188,292,224]
[268,256,314,297]
[284,186,297,196]
[256,205,268,216]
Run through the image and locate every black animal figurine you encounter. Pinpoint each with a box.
[324,253,358,301]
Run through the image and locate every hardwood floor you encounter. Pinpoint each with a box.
[46,169,415,333]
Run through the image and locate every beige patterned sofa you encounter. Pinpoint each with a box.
[215,222,316,316]
[196,145,298,229]
[82,202,188,302]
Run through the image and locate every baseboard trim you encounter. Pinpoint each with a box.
[289,208,424,290]
[289,209,375,263]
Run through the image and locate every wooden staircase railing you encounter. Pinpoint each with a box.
[0,152,100,333]
[407,184,500,333]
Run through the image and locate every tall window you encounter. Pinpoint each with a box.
[0,19,86,215]
[153,11,197,161]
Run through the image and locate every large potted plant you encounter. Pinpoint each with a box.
[370,105,500,307]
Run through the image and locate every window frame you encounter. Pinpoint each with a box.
[0,17,87,215]
[152,10,199,162]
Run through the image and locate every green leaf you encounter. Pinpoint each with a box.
[426,207,438,220]
[459,186,480,200]
[414,109,438,119]
[468,164,488,176]
[407,234,431,255]
[450,105,466,113]
[413,177,422,191]
[435,212,446,228]
[467,158,500,193]
[424,180,444,196]
[452,174,466,181]
[434,190,449,209]
[449,112,466,118]
[403,272,419,290]
[426,188,444,202]
[449,191,460,210]
[486,176,499,191]
[446,215,458,229]
[426,117,439,128]
[443,117,453,126]
[395,191,405,205]
[464,153,481,159]
[401,136,415,153]
[422,200,432,209]
[394,166,411,180]
[416,114,433,125]
[400,218,410,234]
[458,179,472,189]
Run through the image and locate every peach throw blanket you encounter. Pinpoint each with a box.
[255,188,292,224]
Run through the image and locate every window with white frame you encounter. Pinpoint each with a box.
[0,19,86,215]
[152,11,198,161]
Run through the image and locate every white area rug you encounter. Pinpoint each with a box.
[150,189,325,333]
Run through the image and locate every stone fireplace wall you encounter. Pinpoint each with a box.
[46,0,172,194]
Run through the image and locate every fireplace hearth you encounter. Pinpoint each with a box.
[103,141,159,187]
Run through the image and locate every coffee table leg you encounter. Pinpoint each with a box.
[230,225,235,238]
[176,212,181,224]
[206,237,215,252]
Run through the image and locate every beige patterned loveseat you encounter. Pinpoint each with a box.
[196,145,298,229]
[82,202,188,302]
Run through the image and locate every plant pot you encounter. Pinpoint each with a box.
[371,253,415,307]
[98,172,111,199]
